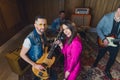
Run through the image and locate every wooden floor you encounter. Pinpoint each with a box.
[0,25,34,80]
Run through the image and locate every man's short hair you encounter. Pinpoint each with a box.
[35,16,46,21]
[59,10,65,14]
[118,5,120,8]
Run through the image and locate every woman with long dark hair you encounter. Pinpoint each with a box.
[56,20,83,80]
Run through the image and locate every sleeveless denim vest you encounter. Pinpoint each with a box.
[27,29,46,62]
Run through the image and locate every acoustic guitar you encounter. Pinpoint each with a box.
[32,30,63,79]
[97,35,120,47]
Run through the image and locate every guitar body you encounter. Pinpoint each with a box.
[32,47,55,79]
[97,35,119,47]
[97,37,105,47]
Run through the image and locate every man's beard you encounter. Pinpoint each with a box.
[39,30,44,34]
[36,29,44,35]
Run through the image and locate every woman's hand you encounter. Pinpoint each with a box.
[64,71,70,79]
[54,40,63,49]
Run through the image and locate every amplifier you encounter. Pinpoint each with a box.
[75,8,90,14]
[5,48,30,75]
[71,14,91,27]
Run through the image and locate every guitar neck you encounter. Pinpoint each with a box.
[47,44,57,59]
[113,39,120,42]
[47,30,63,59]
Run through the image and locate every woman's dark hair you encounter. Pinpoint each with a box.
[61,20,77,44]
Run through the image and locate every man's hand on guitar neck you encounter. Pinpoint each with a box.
[103,38,109,46]
[33,63,45,71]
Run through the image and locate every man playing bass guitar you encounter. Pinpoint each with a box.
[20,16,57,80]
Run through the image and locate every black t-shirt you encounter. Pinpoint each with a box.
[111,20,120,38]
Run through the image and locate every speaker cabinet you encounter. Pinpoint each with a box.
[71,14,91,28]
[5,48,30,75]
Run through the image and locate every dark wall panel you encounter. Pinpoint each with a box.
[0,0,27,46]
[25,0,65,24]
[0,0,120,46]
[0,0,21,29]
[64,0,84,19]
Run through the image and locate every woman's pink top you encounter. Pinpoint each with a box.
[61,36,82,80]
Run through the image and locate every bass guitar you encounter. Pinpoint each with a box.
[97,35,120,47]
[32,30,63,79]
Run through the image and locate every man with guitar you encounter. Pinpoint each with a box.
[92,5,120,80]
[20,16,57,80]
